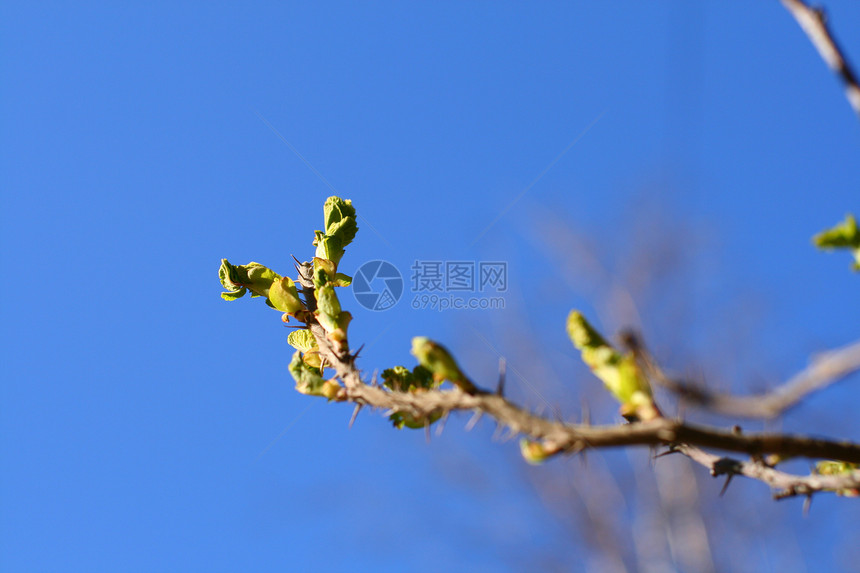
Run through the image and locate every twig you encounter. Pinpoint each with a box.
[675,444,860,499]
[625,330,860,419]
[780,0,860,119]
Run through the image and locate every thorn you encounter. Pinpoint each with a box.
[435,411,449,437]
[719,474,734,497]
[349,404,362,429]
[496,357,506,396]
[552,404,564,423]
[677,398,687,420]
[352,344,365,361]
[371,369,380,388]
[492,422,504,441]
[803,494,813,517]
[465,410,483,431]
[564,441,586,456]
[581,399,591,427]
[654,447,680,459]
[424,418,432,444]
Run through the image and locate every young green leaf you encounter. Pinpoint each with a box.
[219,259,281,301]
[813,214,860,271]
[382,365,435,392]
[312,197,358,267]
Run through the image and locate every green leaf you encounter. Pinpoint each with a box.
[287,330,317,353]
[813,214,860,249]
[218,259,281,301]
[219,259,247,300]
[389,410,441,430]
[269,276,303,313]
[288,330,321,368]
[333,273,353,287]
[382,365,435,392]
[813,214,860,271]
[323,196,358,244]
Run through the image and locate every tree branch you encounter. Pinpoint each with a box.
[675,444,860,500]
[637,336,860,419]
[307,322,860,498]
[781,0,860,119]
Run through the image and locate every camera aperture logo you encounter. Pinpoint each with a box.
[353,259,507,312]
[352,260,404,311]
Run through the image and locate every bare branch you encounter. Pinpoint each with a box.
[675,444,860,500]
[653,339,860,419]
[781,0,860,119]
[634,335,860,419]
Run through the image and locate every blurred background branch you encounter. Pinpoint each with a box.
[781,0,860,118]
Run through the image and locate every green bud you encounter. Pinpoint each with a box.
[313,257,336,288]
[288,350,339,399]
[567,311,659,421]
[410,337,476,393]
[519,439,557,465]
[815,460,860,496]
[312,197,358,267]
[315,285,342,317]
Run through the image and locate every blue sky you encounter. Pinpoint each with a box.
[2,2,859,571]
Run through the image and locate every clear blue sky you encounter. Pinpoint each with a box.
[2,2,859,571]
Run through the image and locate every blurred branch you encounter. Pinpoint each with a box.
[628,334,860,419]
[308,321,860,498]
[780,0,860,119]
[675,443,860,500]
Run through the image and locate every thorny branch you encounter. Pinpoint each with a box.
[675,444,860,500]
[780,0,860,119]
[305,318,860,499]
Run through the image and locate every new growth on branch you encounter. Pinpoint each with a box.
[219,197,860,502]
